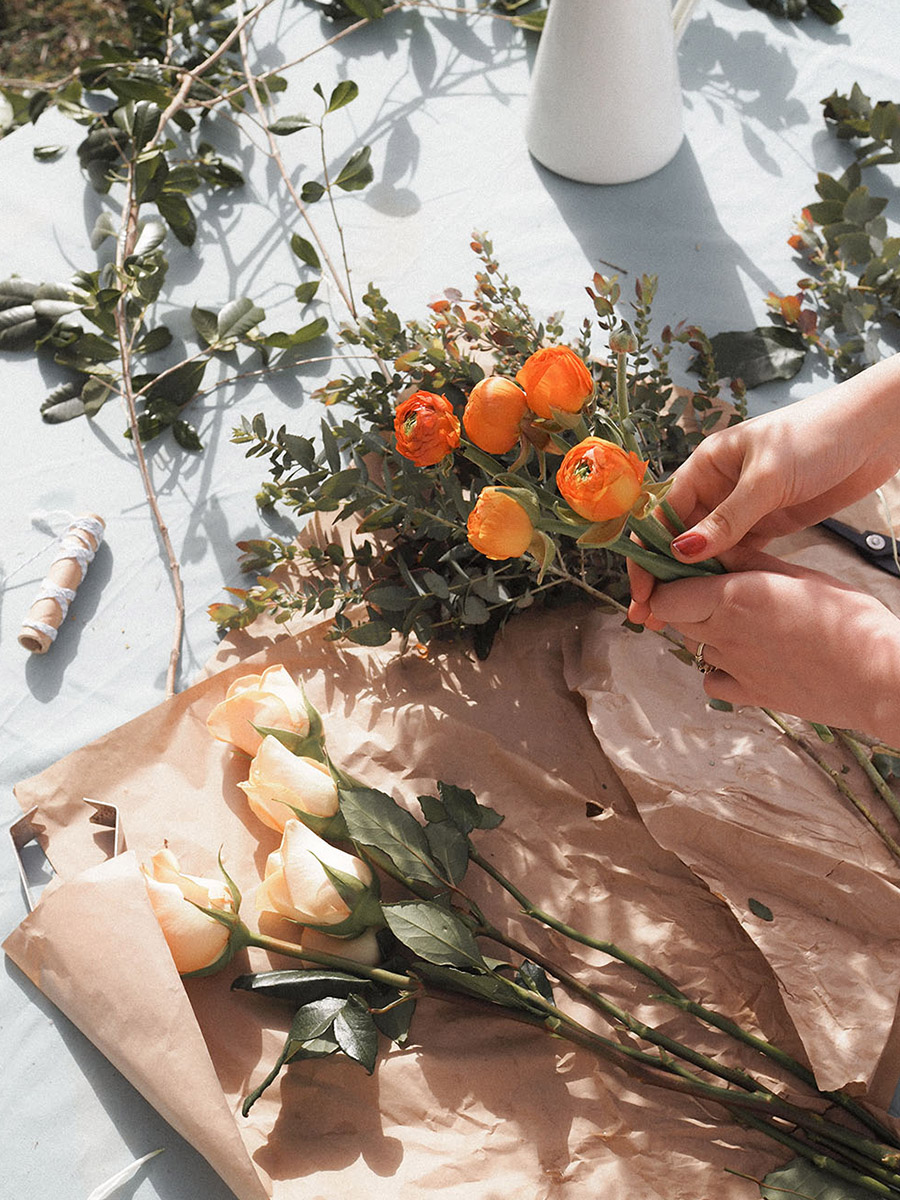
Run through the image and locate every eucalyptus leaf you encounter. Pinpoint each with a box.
[335,145,373,192]
[290,233,321,270]
[345,620,393,646]
[132,218,168,257]
[90,212,119,249]
[156,192,197,247]
[217,297,266,344]
[268,115,313,135]
[191,305,219,347]
[40,381,86,422]
[326,81,359,113]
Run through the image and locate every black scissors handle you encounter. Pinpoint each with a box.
[818,517,900,577]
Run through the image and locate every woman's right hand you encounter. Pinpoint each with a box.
[628,354,900,626]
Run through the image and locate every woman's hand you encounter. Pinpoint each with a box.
[628,354,900,627]
[648,548,900,742]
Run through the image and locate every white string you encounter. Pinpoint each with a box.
[0,510,105,591]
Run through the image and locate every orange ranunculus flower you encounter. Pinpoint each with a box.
[556,438,648,523]
[467,487,535,560]
[393,390,461,466]
[515,346,594,420]
[463,376,528,454]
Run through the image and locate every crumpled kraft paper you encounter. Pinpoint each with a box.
[5,602,814,1200]
[563,490,900,1098]
[7,497,900,1198]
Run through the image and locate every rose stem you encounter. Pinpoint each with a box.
[244,928,413,991]
[838,730,900,828]
[765,711,900,862]
[468,846,898,1146]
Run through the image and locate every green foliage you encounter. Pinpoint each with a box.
[0,1,379,448]
[215,235,738,654]
[760,1156,874,1199]
[721,83,900,384]
[747,0,843,21]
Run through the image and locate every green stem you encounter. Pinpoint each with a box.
[492,973,900,1185]
[659,498,687,534]
[839,730,900,828]
[738,1114,900,1198]
[607,533,722,581]
[245,927,413,991]
[476,919,774,1098]
[765,711,900,863]
[614,351,643,458]
[469,846,899,1147]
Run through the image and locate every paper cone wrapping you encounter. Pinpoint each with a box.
[6,497,900,1197]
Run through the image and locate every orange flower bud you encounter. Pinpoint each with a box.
[515,346,594,420]
[463,376,528,454]
[467,487,535,560]
[556,437,647,523]
[393,391,461,467]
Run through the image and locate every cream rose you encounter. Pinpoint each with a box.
[238,735,339,832]
[142,848,235,975]
[206,664,310,757]
[256,820,373,928]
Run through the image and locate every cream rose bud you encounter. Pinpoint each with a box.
[256,820,373,928]
[206,664,311,757]
[238,736,339,832]
[142,848,235,975]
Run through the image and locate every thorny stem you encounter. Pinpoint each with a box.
[490,973,900,1193]
[765,710,900,863]
[839,730,900,828]
[113,166,186,699]
[246,927,413,990]
[468,845,899,1147]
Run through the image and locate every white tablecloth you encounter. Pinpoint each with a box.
[2,3,898,1196]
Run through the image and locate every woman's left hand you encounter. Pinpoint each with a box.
[648,548,900,742]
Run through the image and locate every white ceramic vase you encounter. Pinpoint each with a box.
[525,0,688,185]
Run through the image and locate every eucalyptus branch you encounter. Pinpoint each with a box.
[112,169,186,700]
[236,1,359,323]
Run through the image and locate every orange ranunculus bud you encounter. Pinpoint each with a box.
[463,376,528,454]
[515,345,594,420]
[467,487,535,560]
[556,437,648,523]
[393,390,461,467]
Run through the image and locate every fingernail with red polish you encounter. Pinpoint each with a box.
[672,531,707,558]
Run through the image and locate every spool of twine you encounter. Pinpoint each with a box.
[18,513,106,654]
